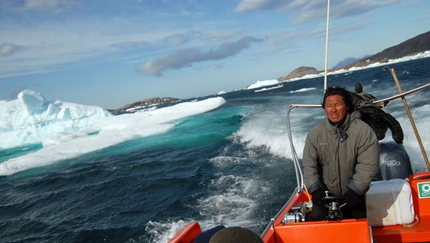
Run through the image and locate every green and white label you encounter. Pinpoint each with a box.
[418,182,430,198]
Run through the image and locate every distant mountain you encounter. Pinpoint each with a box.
[361,31,430,63]
[279,30,430,81]
[332,56,370,69]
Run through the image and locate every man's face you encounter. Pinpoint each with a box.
[324,94,348,123]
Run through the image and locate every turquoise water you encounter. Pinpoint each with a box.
[0,144,43,163]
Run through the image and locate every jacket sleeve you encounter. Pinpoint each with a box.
[347,123,380,195]
[303,131,323,193]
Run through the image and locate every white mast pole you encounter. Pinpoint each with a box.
[324,0,331,93]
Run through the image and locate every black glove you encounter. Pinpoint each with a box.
[343,190,363,208]
[311,189,325,207]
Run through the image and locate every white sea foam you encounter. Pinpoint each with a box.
[246,79,279,90]
[151,172,266,242]
[146,220,195,243]
[290,87,317,93]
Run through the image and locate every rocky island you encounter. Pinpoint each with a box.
[108,97,180,115]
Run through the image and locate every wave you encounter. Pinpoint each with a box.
[290,87,317,93]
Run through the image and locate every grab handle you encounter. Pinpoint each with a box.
[409,172,430,181]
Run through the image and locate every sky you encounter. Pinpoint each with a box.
[0,0,429,109]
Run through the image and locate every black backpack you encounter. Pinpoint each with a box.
[349,83,403,144]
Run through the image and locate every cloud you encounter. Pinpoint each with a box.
[111,32,196,50]
[234,0,287,12]
[0,43,23,57]
[0,0,69,13]
[163,33,190,46]
[331,0,402,19]
[200,29,247,44]
[111,41,149,50]
[293,0,403,24]
[135,48,201,76]
[235,0,402,24]
[24,0,60,11]
[136,36,263,75]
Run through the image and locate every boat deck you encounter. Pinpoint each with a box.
[273,218,371,243]
[372,216,430,243]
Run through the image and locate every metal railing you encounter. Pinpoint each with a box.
[286,104,321,192]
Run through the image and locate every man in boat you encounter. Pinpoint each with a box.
[302,86,380,220]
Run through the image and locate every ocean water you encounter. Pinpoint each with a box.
[1,57,430,243]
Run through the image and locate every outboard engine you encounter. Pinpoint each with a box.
[377,142,413,180]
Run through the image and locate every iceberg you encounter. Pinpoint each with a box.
[0,90,226,176]
[0,90,110,149]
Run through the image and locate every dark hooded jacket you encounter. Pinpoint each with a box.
[303,112,380,196]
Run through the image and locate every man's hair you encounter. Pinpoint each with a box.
[322,86,354,113]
